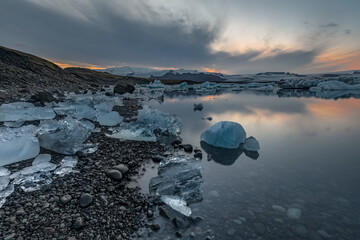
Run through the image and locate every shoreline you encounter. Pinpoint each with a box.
[0,97,167,239]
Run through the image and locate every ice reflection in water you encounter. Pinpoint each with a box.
[144,90,360,240]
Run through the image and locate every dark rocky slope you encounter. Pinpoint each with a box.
[0,46,149,103]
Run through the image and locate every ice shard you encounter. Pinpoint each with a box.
[0,102,55,122]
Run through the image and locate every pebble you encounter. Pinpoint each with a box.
[79,193,93,208]
[152,156,164,163]
[227,228,235,235]
[292,225,308,237]
[72,217,85,229]
[272,205,286,213]
[317,230,331,238]
[112,164,128,174]
[287,208,302,219]
[106,169,123,181]
[194,152,202,159]
[60,194,72,204]
[183,144,193,153]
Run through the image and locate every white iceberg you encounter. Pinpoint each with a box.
[243,136,260,151]
[201,121,246,149]
[0,125,40,166]
[149,79,164,89]
[310,80,360,91]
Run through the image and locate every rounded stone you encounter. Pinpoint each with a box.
[106,169,123,181]
[79,193,93,207]
[60,195,72,204]
[112,164,129,174]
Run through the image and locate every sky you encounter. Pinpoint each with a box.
[0,0,359,74]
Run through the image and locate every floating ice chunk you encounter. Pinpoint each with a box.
[149,155,203,203]
[179,82,188,90]
[0,167,10,177]
[161,195,192,216]
[108,106,181,142]
[0,183,14,208]
[311,80,360,91]
[193,103,204,111]
[0,102,55,122]
[53,156,78,177]
[201,81,217,89]
[243,136,260,151]
[149,79,164,89]
[0,176,10,191]
[32,154,51,165]
[201,121,246,149]
[38,117,94,155]
[0,125,40,166]
[97,111,123,126]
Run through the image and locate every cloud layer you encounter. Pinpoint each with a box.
[0,0,359,73]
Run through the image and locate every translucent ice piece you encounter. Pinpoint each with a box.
[149,155,203,203]
[0,176,10,191]
[97,111,123,126]
[53,156,78,177]
[0,183,14,208]
[0,167,10,177]
[200,121,246,149]
[38,117,94,155]
[161,195,192,216]
[19,172,52,192]
[0,102,55,122]
[108,106,181,142]
[149,79,164,89]
[0,125,40,166]
[32,154,51,165]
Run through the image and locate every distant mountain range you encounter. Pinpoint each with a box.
[99,67,360,83]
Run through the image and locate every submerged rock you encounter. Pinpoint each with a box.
[201,121,246,149]
[193,103,204,111]
[287,208,302,219]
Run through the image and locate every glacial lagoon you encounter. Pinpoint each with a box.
[137,89,360,239]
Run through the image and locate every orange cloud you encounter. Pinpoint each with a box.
[309,49,360,72]
[49,59,106,70]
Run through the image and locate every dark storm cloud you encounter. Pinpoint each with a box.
[0,0,350,73]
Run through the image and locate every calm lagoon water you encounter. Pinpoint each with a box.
[139,90,360,240]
